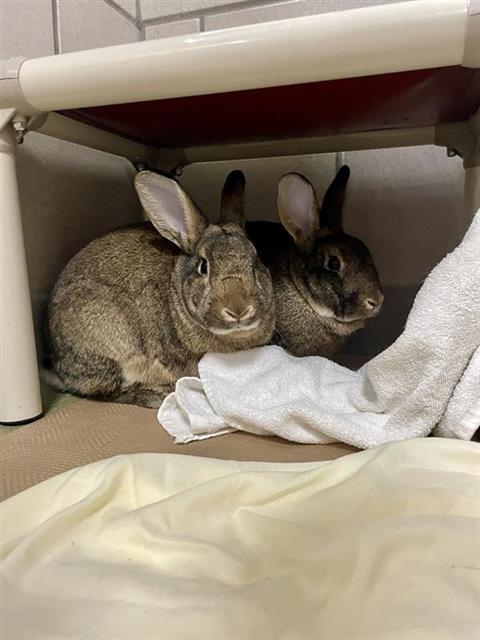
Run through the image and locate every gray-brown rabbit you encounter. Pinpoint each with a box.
[225,165,383,357]
[46,171,275,408]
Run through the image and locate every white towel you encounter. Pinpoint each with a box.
[159,211,480,448]
[435,347,480,440]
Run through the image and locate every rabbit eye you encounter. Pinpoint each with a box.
[198,258,209,276]
[325,255,341,273]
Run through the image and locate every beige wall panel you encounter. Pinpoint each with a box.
[17,133,143,295]
[57,0,139,53]
[0,0,54,58]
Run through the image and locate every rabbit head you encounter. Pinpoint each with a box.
[277,166,383,325]
[135,170,274,344]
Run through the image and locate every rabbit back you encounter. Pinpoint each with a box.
[47,171,275,407]
[47,223,188,404]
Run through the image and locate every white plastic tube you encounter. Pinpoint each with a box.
[18,0,468,112]
[0,125,42,423]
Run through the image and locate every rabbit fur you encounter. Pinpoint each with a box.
[226,166,384,357]
[46,171,275,408]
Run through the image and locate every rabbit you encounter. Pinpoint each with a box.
[223,165,383,358]
[45,170,275,408]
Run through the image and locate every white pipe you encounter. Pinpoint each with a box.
[17,0,467,112]
[0,124,42,423]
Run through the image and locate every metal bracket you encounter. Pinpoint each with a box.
[1,111,48,144]
[12,115,27,144]
[436,110,480,169]
[133,161,186,178]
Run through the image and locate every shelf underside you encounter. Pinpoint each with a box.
[60,66,480,149]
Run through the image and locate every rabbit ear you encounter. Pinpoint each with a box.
[220,170,246,226]
[135,171,207,254]
[277,173,320,253]
[320,165,350,232]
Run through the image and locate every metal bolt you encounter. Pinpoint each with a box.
[12,119,27,144]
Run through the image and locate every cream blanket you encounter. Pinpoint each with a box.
[1,439,479,639]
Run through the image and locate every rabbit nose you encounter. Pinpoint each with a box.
[222,305,255,322]
[364,292,384,315]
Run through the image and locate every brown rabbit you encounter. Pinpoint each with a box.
[46,171,275,408]
[228,165,383,357]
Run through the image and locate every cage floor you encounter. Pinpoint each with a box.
[0,383,78,438]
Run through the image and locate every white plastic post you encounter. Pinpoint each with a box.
[0,121,42,423]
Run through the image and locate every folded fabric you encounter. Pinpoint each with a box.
[2,440,479,640]
[159,211,480,448]
[435,347,480,440]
